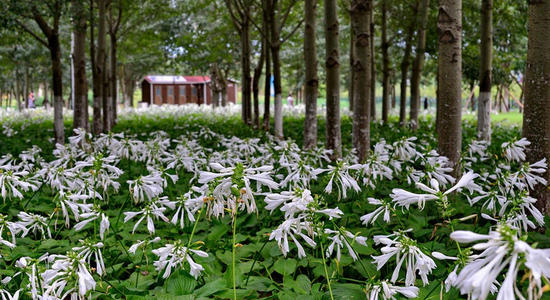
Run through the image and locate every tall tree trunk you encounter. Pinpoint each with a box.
[399,1,418,125]
[271,0,284,139]
[43,80,49,109]
[477,0,492,140]
[304,0,319,149]
[48,33,65,144]
[72,0,89,131]
[324,0,342,160]
[409,0,430,130]
[24,67,29,109]
[262,1,271,131]
[391,74,396,108]
[252,37,265,128]
[110,32,117,127]
[92,0,106,135]
[370,10,376,120]
[15,71,21,111]
[241,12,252,125]
[103,40,113,132]
[437,0,462,176]
[381,0,390,123]
[349,25,355,112]
[351,0,372,161]
[523,0,550,214]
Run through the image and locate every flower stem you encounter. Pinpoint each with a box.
[182,208,204,265]
[232,209,238,300]
[319,240,334,300]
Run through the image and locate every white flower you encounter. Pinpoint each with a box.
[0,165,37,200]
[502,138,530,162]
[324,229,367,261]
[128,237,161,254]
[366,280,419,299]
[152,240,208,279]
[16,212,51,239]
[360,198,392,225]
[123,197,171,234]
[127,172,164,204]
[269,217,317,258]
[323,161,361,200]
[391,171,479,209]
[42,252,96,299]
[372,231,436,286]
[450,225,550,300]
[73,240,106,276]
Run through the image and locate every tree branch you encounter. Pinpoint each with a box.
[281,17,304,44]
[15,20,49,47]
[278,0,299,32]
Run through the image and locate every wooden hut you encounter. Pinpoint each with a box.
[140,75,238,106]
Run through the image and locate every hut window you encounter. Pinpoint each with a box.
[179,85,186,95]
[155,86,161,96]
[192,86,197,96]
[168,86,174,96]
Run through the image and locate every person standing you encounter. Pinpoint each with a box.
[28,92,36,108]
[287,92,294,106]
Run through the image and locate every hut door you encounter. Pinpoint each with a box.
[191,85,198,104]
[154,86,162,105]
[167,86,174,104]
[179,85,187,104]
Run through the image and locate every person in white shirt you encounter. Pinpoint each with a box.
[287,93,294,106]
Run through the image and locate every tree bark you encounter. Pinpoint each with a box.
[409,0,430,130]
[72,0,89,131]
[349,25,355,113]
[15,70,21,111]
[325,0,342,160]
[477,0,492,140]
[92,0,106,135]
[103,44,113,132]
[381,0,390,123]
[262,1,271,131]
[252,36,265,128]
[238,6,252,125]
[110,32,117,127]
[399,1,418,125]
[370,9,376,120]
[523,0,550,214]
[304,0,319,149]
[271,0,284,139]
[351,0,372,161]
[437,0,462,176]
[24,67,29,109]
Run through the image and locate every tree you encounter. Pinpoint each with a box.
[523,0,550,214]
[351,0,372,161]
[324,0,342,160]
[437,0,462,176]
[10,0,67,144]
[409,0,430,130]
[303,0,318,149]
[107,0,123,128]
[477,0,492,140]
[252,37,265,128]
[262,1,272,131]
[266,0,303,139]
[225,0,253,125]
[399,1,418,125]
[72,0,89,131]
[381,0,391,123]
[91,0,107,135]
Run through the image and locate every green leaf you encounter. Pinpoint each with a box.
[273,258,297,276]
[330,283,366,299]
[194,278,226,297]
[164,270,197,295]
